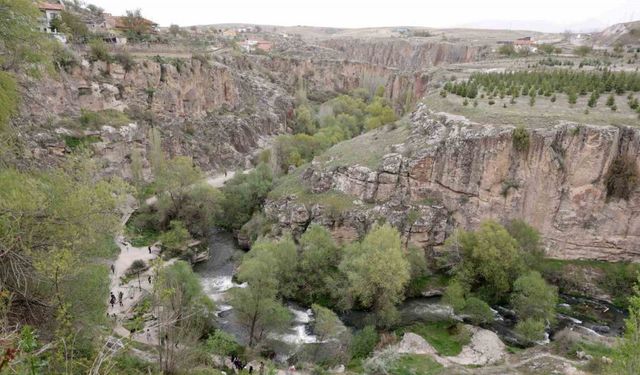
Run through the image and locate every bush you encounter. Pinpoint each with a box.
[351,326,379,359]
[206,330,241,356]
[512,126,530,152]
[515,318,546,342]
[114,52,137,72]
[88,39,112,62]
[462,297,494,325]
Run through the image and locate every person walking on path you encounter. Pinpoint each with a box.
[148,275,152,284]
[109,292,116,309]
[118,291,123,307]
[148,246,152,254]
[110,264,115,274]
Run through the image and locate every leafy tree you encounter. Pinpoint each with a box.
[218,163,273,230]
[56,11,89,42]
[611,277,640,374]
[154,261,215,373]
[158,220,192,254]
[504,220,545,269]
[122,9,153,41]
[511,271,558,323]
[231,247,292,347]
[294,104,316,134]
[0,156,128,366]
[298,225,342,303]
[339,224,410,326]
[443,280,467,313]
[242,236,298,298]
[462,297,494,325]
[311,304,350,363]
[88,38,112,62]
[498,44,516,56]
[453,221,526,304]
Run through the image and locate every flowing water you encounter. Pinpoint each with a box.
[195,230,319,361]
[196,231,627,356]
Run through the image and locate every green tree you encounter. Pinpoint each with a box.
[339,224,410,326]
[158,220,192,254]
[504,220,545,269]
[298,225,342,303]
[462,297,494,325]
[243,236,298,298]
[510,271,558,323]
[498,44,516,56]
[231,249,292,347]
[154,261,215,373]
[218,163,273,230]
[611,277,640,374]
[122,9,153,41]
[294,104,316,134]
[311,304,350,364]
[453,221,526,304]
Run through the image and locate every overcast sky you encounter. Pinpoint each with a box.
[88,0,640,32]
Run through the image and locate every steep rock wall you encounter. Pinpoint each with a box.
[266,105,640,261]
[261,56,430,110]
[320,39,479,70]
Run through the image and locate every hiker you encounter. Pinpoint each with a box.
[146,329,151,342]
[118,291,123,307]
[148,275,152,284]
[148,246,152,254]
[259,362,264,375]
[110,264,115,274]
[248,365,253,374]
[109,293,116,309]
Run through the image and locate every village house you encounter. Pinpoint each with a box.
[37,1,67,43]
[239,39,273,53]
[38,1,64,33]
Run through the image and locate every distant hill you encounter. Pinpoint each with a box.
[593,20,640,46]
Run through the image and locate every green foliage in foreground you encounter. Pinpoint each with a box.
[611,277,640,374]
[340,224,411,326]
[350,325,380,359]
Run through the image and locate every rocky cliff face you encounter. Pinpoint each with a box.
[266,104,640,261]
[19,55,294,174]
[261,56,429,110]
[320,39,480,70]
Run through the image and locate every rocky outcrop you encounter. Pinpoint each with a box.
[261,56,429,110]
[19,54,293,174]
[320,39,479,70]
[266,104,640,261]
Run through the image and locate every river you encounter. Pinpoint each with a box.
[196,230,627,359]
[194,230,320,361]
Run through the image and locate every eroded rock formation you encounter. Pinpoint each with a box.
[266,104,640,261]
